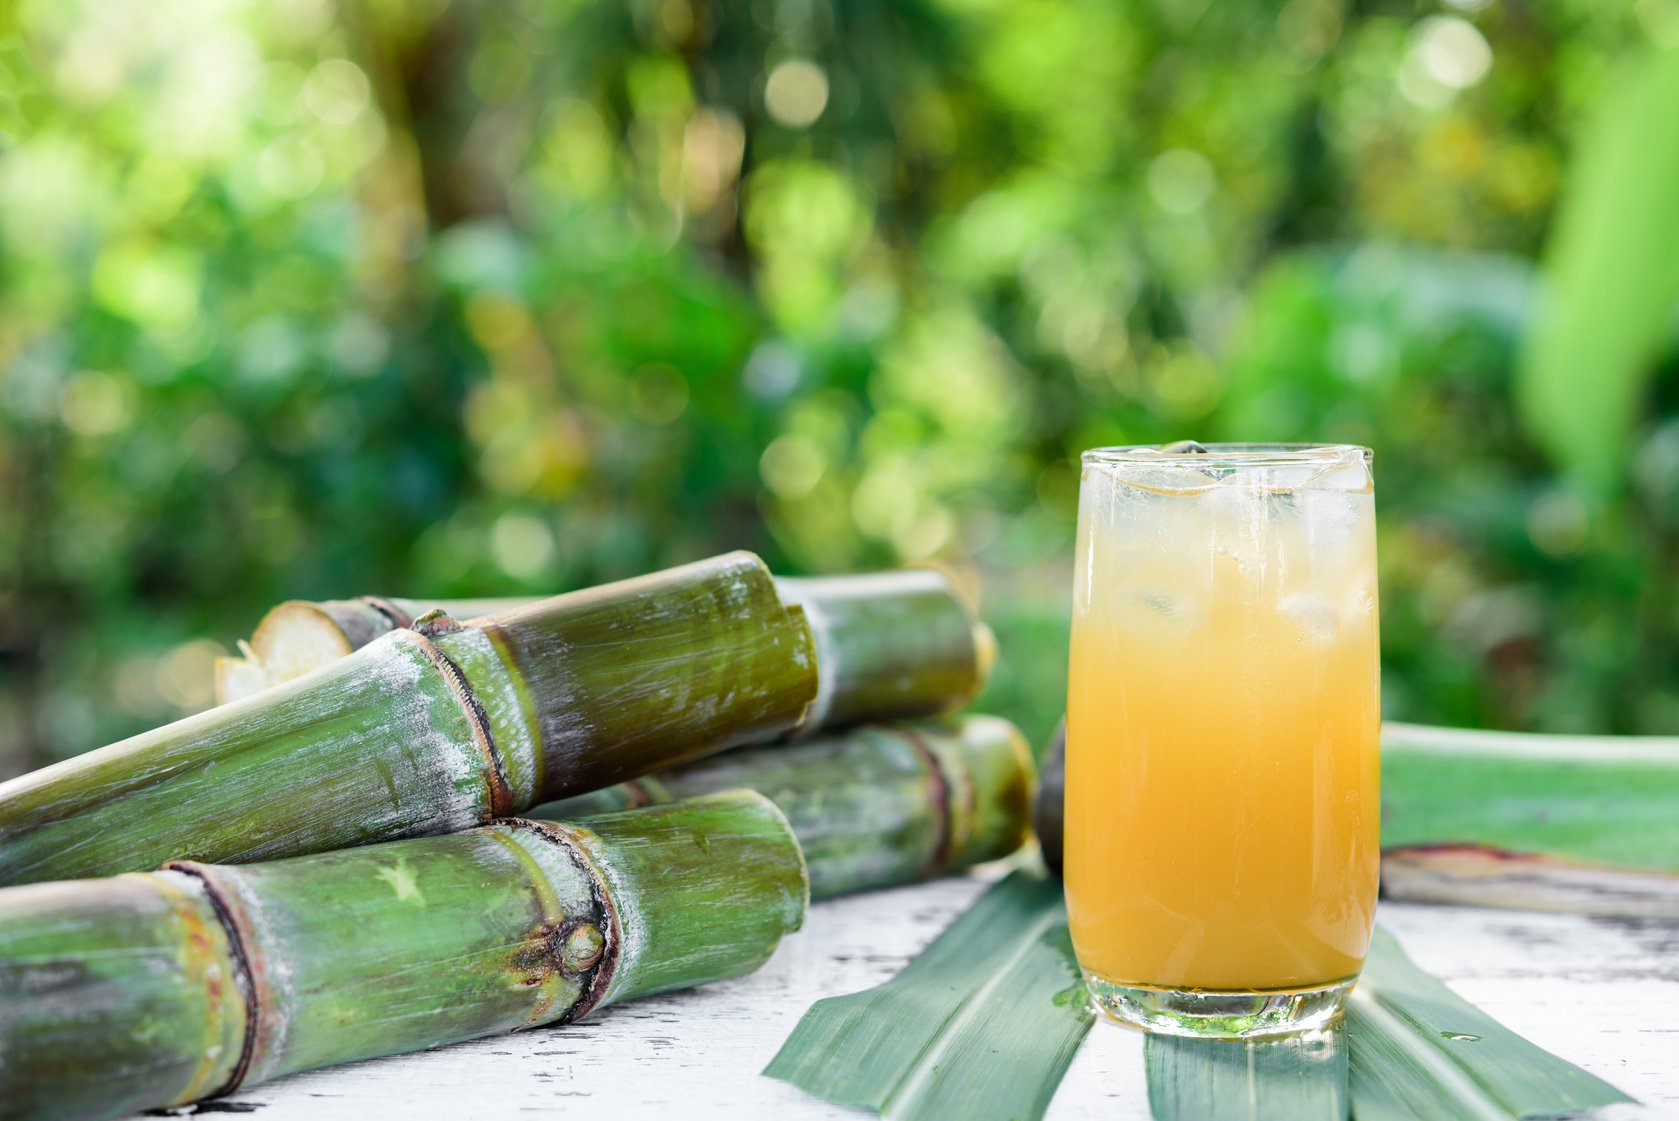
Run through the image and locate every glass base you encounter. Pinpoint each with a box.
[1085,973,1355,1039]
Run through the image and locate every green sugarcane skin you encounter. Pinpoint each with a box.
[0,632,491,887]
[214,571,993,739]
[576,792,810,1002]
[0,792,807,1121]
[365,596,534,628]
[0,871,247,1121]
[176,826,601,1085]
[534,716,1036,900]
[476,561,816,794]
[0,552,816,887]
[776,572,992,733]
[214,597,534,701]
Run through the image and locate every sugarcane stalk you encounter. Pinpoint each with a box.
[774,572,994,733]
[1033,720,1679,918]
[214,570,994,734]
[0,790,807,1121]
[0,552,816,886]
[214,595,529,701]
[534,715,1036,899]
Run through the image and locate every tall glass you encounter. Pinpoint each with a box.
[1065,443,1380,1038]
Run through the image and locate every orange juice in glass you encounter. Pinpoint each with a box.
[1065,443,1380,1038]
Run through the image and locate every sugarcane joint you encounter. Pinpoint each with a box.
[0,556,1034,1121]
[0,793,809,1121]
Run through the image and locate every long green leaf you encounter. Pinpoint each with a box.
[775,874,1633,1121]
[1145,926,1632,1121]
[1345,927,1631,1121]
[1516,46,1679,494]
[1381,722,1679,873]
[1145,1027,1347,1121]
[763,869,1094,1121]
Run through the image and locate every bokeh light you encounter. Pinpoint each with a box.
[0,0,1676,774]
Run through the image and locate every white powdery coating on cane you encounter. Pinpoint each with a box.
[563,824,651,1008]
[0,629,492,885]
[434,627,541,809]
[309,632,490,838]
[207,863,297,1086]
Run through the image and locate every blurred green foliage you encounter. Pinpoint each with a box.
[1,0,1677,772]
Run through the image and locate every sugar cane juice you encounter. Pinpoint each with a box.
[1065,444,1380,1035]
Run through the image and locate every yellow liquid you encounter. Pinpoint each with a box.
[1065,463,1380,993]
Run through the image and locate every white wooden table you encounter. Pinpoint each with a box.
[148,873,1679,1120]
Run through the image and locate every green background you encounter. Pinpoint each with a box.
[2,0,1677,774]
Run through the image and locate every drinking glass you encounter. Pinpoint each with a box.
[1065,443,1380,1038]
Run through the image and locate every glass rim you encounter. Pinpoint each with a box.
[1081,442,1373,468]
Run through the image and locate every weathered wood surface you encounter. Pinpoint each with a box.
[135,872,1678,1120]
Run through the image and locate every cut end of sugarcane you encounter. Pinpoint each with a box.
[213,601,363,704]
[213,652,272,707]
[1381,844,1679,920]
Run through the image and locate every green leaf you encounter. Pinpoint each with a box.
[1141,926,1632,1121]
[774,872,1633,1121]
[1146,1027,1348,1121]
[1381,722,1679,874]
[1516,47,1679,494]
[763,869,1094,1121]
[1345,927,1632,1120]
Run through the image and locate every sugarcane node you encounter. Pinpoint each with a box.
[509,919,570,989]
[360,595,415,629]
[411,609,465,639]
[161,860,262,1101]
[884,724,955,878]
[406,628,515,819]
[502,818,622,1025]
[560,922,606,975]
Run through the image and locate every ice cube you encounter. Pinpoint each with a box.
[1253,462,1328,491]
[1279,591,1339,645]
[1292,487,1371,557]
[1303,457,1372,494]
[1203,472,1279,562]
[1244,453,1370,495]
[1088,449,1220,495]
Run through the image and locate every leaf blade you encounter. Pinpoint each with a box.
[1516,46,1679,493]
[764,869,1094,1121]
[1145,1027,1349,1121]
[1347,927,1633,1120]
[1380,722,1679,874]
